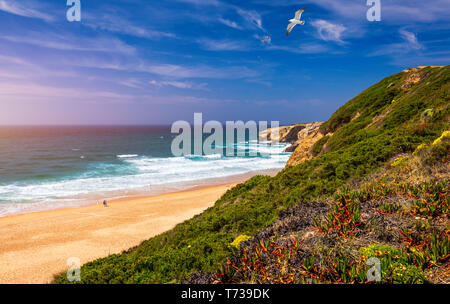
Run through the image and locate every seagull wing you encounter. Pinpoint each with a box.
[286,22,296,36]
[294,7,306,20]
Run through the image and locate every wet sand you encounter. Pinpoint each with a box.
[0,183,235,284]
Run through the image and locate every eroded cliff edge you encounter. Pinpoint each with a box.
[259,122,324,167]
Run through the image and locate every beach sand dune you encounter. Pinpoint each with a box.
[0,184,234,284]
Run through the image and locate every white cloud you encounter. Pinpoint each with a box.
[0,54,81,80]
[0,54,31,66]
[218,18,242,30]
[149,80,206,89]
[251,0,449,22]
[73,56,259,80]
[198,38,247,51]
[175,0,267,33]
[311,19,346,43]
[0,81,134,104]
[0,32,135,54]
[236,8,265,31]
[268,43,328,54]
[399,30,423,50]
[381,0,450,23]
[141,64,259,79]
[150,80,192,89]
[309,0,365,19]
[85,12,176,39]
[119,78,143,89]
[0,0,53,21]
[368,29,424,57]
[176,0,221,6]
[138,94,235,105]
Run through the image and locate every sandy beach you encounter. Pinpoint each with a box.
[0,183,235,284]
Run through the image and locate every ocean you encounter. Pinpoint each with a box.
[0,126,291,217]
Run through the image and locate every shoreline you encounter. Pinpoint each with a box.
[0,170,280,284]
[0,168,281,219]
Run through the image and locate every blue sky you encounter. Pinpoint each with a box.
[0,0,449,125]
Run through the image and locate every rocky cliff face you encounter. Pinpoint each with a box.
[286,123,324,167]
[259,122,324,166]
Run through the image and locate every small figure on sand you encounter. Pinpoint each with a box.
[103,200,108,207]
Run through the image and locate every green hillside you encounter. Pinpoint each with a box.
[54,66,449,284]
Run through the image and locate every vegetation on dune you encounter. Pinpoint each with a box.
[201,166,449,284]
[311,135,329,157]
[54,66,449,284]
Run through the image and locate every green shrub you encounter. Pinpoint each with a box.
[311,135,330,156]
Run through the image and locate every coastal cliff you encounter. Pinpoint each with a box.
[260,122,322,151]
[259,122,324,166]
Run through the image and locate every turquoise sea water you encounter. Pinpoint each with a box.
[0,126,291,217]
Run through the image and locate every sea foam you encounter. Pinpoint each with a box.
[0,141,291,217]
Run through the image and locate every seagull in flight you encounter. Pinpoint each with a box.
[261,36,271,44]
[286,7,306,36]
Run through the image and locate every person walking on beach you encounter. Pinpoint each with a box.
[103,200,108,207]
